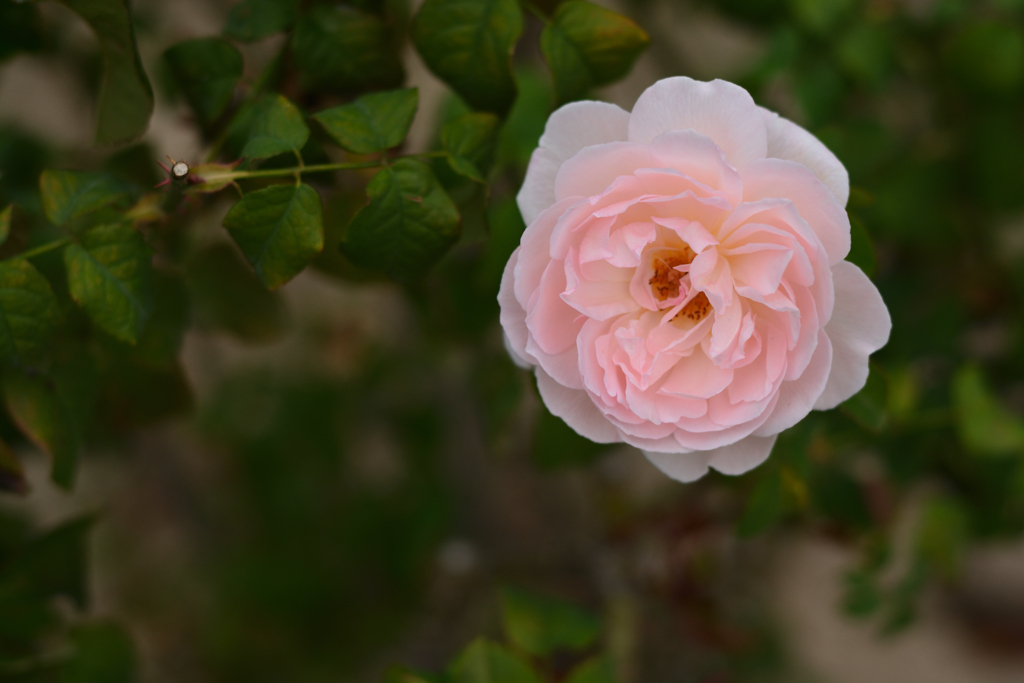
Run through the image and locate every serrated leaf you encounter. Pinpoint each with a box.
[55,0,153,144]
[0,259,63,366]
[342,159,460,283]
[65,223,153,344]
[2,371,80,489]
[953,365,1024,456]
[241,95,309,161]
[39,170,126,226]
[313,88,419,155]
[541,0,649,104]
[224,0,298,42]
[449,639,543,683]
[442,112,499,182]
[223,183,324,289]
[291,4,404,93]
[499,586,601,656]
[412,0,524,114]
[0,438,28,495]
[566,657,617,683]
[165,37,243,126]
[0,205,11,247]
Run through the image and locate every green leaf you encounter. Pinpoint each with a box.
[952,365,1024,456]
[412,0,524,114]
[541,1,649,104]
[442,112,500,182]
[291,4,404,93]
[39,170,126,226]
[2,371,80,489]
[342,160,460,283]
[65,223,153,344]
[0,259,63,366]
[223,183,324,289]
[60,622,136,683]
[736,466,785,537]
[224,0,298,42]
[565,656,618,683]
[499,585,601,656]
[187,244,286,342]
[241,95,309,161]
[313,88,419,155]
[165,38,243,127]
[449,639,543,683]
[0,204,11,247]
[0,438,28,495]
[54,0,153,144]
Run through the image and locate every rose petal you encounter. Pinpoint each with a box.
[643,449,711,483]
[755,329,833,436]
[555,142,655,203]
[708,435,778,476]
[536,368,622,443]
[518,101,631,224]
[815,261,891,409]
[499,248,534,368]
[628,77,768,168]
[741,158,851,265]
[760,107,850,207]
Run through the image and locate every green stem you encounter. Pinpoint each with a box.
[4,238,71,262]
[197,151,447,185]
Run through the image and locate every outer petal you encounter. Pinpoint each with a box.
[643,449,713,483]
[628,77,768,169]
[518,101,631,225]
[754,330,833,436]
[815,261,891,409]
[498,248,534,368]
[760,107,849,208]
[536,368,621,443]
[708,435,777,476]
[740,158,851,265]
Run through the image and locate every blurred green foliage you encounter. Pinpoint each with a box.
[2,0,1024,681]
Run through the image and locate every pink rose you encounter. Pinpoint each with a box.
[499,77,891,482]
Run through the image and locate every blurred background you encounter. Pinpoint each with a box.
[2,0,1024,681]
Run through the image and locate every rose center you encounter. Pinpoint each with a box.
[648,247,695,302]
[676,292,711,322]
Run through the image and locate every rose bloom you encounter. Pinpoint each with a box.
[499,77,891,482]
